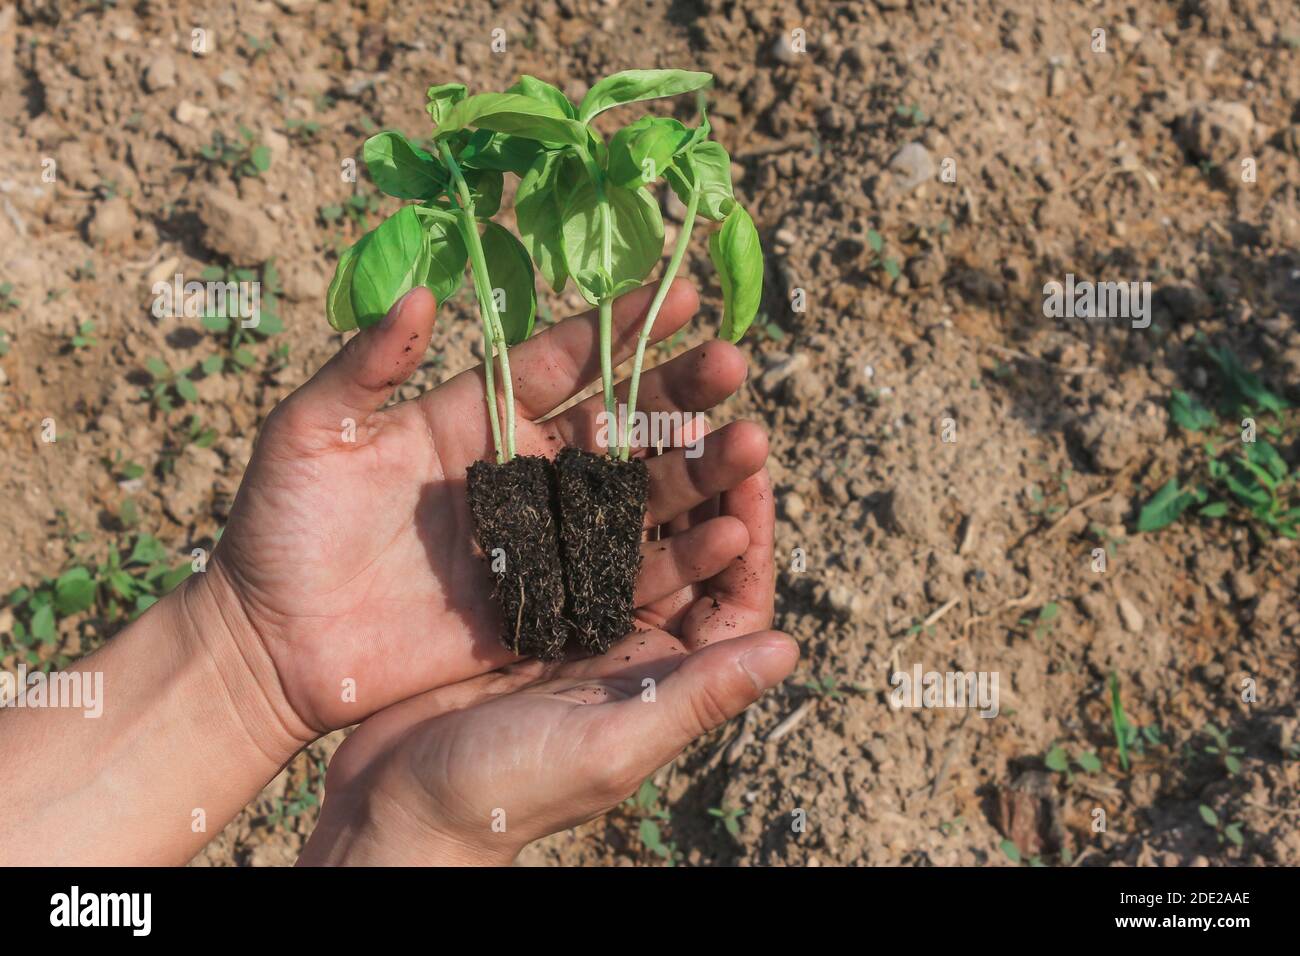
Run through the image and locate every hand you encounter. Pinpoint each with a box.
[193,280,770,747]
[298,466,796,865]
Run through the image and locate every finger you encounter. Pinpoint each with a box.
[644,421,768,529]
[508,279,700,418]
[681,468,777,648]
[287,288,438,438]
[635,516,748,608]
[597,632,798,776]
[547,339,745,453]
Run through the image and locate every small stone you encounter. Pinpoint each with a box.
[217,69,243,92]
[87,197,135,249]
[1231,570,1258,602]
[1117,596,1144,633]
[144,55,176,92]
[1179,101,1254,164]
[782,492,807,522]
[174,100,210,127]
[824,584,866,621]
[887,142,935,193]
[196,188,278,264]
[1114,23,1142,45]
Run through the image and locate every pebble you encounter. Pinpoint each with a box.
[887,142,935,193]
[782,492,807,522]
[144,55,176,92]
[174,100,210,127]
[1118,596,1144,633]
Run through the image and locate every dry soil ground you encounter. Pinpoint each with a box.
[1,0,1298,866]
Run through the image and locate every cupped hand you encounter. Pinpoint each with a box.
[196,280,769,742]
[297,465,795,866]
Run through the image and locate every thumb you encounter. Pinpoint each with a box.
[287,286,438,435]
[610,631,799,774]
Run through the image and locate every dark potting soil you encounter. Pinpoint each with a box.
[466,455,572,660]
[555,447,649,655]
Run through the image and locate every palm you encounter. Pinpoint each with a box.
[213,283,768,732]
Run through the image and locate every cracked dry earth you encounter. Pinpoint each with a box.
[0,0,1297,866]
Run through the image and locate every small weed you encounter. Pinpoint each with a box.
[1198,805,1244,847]
[707,804,745,838]
[199,126,272,180]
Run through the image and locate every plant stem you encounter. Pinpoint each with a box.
[439,142,515,461]
[581,149,619,457]
[621,186,700,460]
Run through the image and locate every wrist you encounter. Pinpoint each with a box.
[171,560,314,766]
[300,779,513,866]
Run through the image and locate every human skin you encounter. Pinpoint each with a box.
[0,281,787,865]
[299,464,795,865]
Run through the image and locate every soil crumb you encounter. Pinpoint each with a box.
[467,456,570,660]
[555,447,649,654]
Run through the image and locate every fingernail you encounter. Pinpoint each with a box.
[739,642,795,691]
[380,289,417,330]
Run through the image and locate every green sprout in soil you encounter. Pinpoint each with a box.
[143,357,200,411]
[196,262,284,372]
[894,102,928,126]
[1200,723,1245,776]
[1198,805,1244,847]
[199,126,272,180]
[68,320,97,350]
[1044,743,1102,782]
[707,804,745,838]
[1140,345,1297,539]
[284,117,322,144]
[1019,601,1059,640]
[4,533,193,666]
[0,281,18,311]
[625,778,681,865]
[866,228,901,282]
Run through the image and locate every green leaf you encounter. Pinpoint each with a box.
[458,129,544,176]
[200,354,224,375]
[145,357,171,379]
[31,604,56,643]
[1136,478,1200,532]
[666,141,735,222]
[326,233,369,333]
[1075,751,1102,773]
[1198,804,1219,827]
[1044,745,1069,773]
[1223,823,1244,847]
[350,206,429,328]
[867,229,885,253]
[480,222,537,346]
[638,818,662,848]
[515,151,571,294]
[176,376,199,403]
[577,69,713,123]
[1207,346,1288,414]
[202,313,232,332]
[436,93,587,148]
[464,167,504,218]
[1198,501,1229,518]
[54,567,96,615]
[999,839,1021,863]
[1169,390,1217,431]
[424,83,467,129]
[608,116,692,189]
[1245,440,1288,483]
[128,535,169,566]
[363,131,447,201]
[250,145,271,173]
[505,75,577,119]
[560,178,664,304]
[414,207,468,306]
[708,203,764,342]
